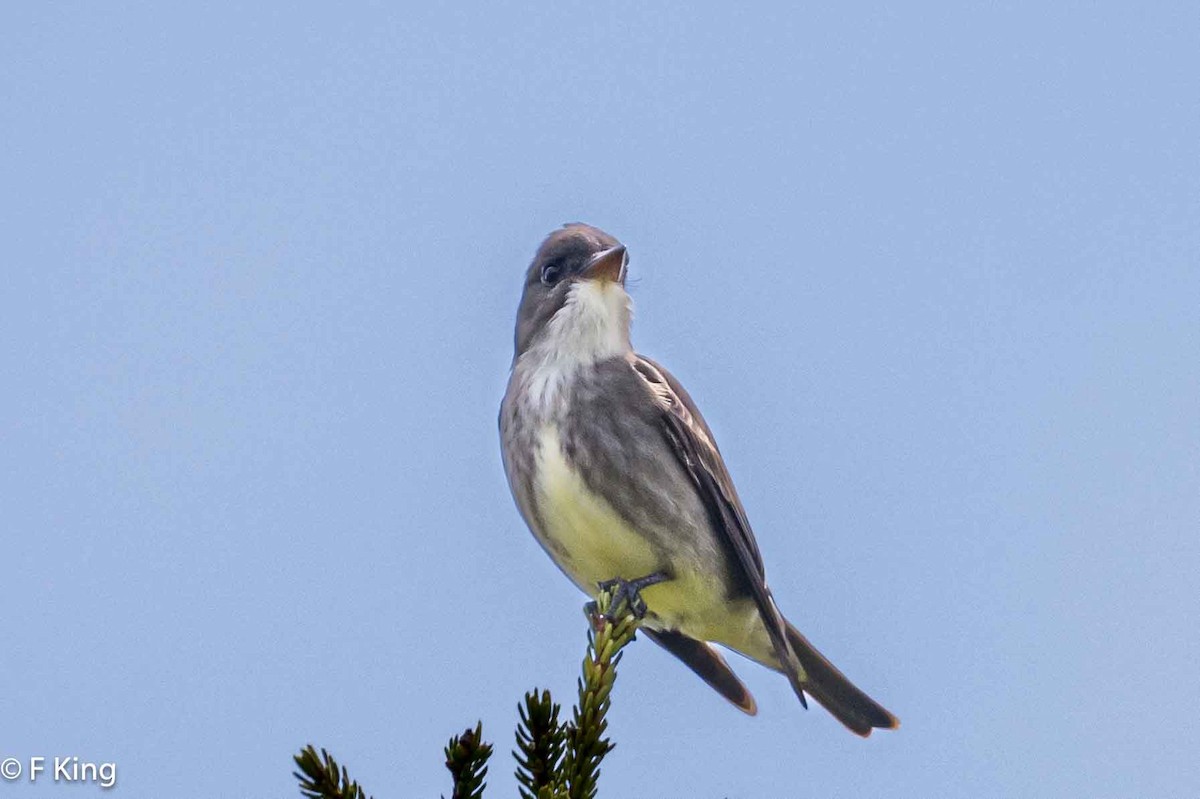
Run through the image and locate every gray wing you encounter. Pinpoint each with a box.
[630,355,810,706]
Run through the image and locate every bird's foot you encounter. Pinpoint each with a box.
[585,572,670,622]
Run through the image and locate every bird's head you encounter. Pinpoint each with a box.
[513,223,632,362]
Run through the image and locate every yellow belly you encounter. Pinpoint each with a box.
[531,425,740,633]
[533,424,660,592]
[532,424,773,661]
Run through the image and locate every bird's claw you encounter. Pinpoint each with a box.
[590,572,669,622]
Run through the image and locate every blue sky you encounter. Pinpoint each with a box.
[2,3,1197,796]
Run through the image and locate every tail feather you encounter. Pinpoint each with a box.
[785,621,898,737]
[643,627,758,715]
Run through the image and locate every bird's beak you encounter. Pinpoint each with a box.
[582,245,627,285]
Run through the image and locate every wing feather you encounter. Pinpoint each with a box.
[630,355,810,706]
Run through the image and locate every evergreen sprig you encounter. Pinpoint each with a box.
[293,745,373,799]
[514,689,567,799]
[561,587,640,799]
[443,722,494,799]
[292,585,641,799]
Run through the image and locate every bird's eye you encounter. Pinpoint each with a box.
[540,263,563,286]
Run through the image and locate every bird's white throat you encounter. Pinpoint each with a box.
[518,279,632,413]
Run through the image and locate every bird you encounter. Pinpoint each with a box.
[498,222,898,736]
